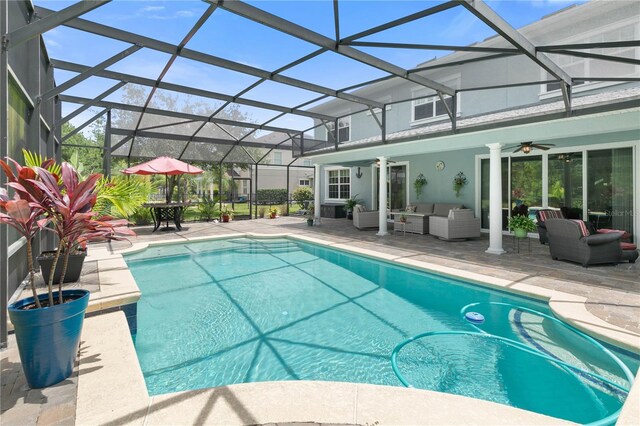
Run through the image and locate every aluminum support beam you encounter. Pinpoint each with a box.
[59,94,300,134]
[215,0,455,96]
[548,50,640,66]
[341,1,459,42]
[103,109,111,177]
[5,0,110,49]
[410,52,517,74]
[538,40,640,51]
[345,41,519,54]
[60,81,126,125]
[40,45,142,102]
[109,134,132,152]
[61,108,107,142]
[332,0,340,42]
[458,0,572,111]
[52,59,335,122]
[109,128,282,150]
[35,6,381,108]
[0,0,8,348]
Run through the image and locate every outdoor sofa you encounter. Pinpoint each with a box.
[393,203,463,235]
[545,218,638,266]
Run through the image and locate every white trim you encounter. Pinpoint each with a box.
[324,166,351,203]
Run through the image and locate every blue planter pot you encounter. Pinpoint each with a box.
[8,289,90,389]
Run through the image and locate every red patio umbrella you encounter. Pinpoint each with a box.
[122,156,203,203]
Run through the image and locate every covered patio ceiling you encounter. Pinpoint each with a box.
[13,0,640,165]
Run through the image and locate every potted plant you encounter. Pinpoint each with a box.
[344,194,363,220]
[305,206,315,226]
[0,158,133,389]
[221,205,233,222]
[453,171,468,198]
[508,214,536,238]
[413,174,427,201]
[269,206,278,219]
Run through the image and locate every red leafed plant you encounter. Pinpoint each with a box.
[1,157,135,308]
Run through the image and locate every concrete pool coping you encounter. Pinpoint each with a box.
[77,230,640,425]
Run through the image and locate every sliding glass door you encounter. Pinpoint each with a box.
[480,146,635,237]
[375,164,407,211]
[587,148,633,232]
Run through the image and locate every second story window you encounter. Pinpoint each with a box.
[326,117,351,143]
[412,95,454,122]
[273,151,282,165]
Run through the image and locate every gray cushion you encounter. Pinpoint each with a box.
[433,203,463,217]
[415,203,434,214]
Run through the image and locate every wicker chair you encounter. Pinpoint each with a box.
[545,218,638,267]
[353,205,380,230]
[429,209,481,241]
[535,208,564,244]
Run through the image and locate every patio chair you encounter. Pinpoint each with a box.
[545,218,638,267]
[535,209,564,244]
[353,204,379,230]
[428,209,481,241]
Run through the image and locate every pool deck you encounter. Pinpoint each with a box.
[2,217,639,425]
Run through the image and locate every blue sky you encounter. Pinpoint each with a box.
[36,0,585,133]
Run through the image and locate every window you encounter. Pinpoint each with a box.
[326,168,350,200]
[541,22,637,95]
[273,151,282,165]
[299,179,310,186]
[412,95,454,122]
[326,117,350,143]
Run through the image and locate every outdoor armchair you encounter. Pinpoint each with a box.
[545,218,638,267]
[353,205,379,230]
[535,208,564,244]
[428,209,481,241]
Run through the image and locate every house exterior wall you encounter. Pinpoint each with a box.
[310,1,639,144]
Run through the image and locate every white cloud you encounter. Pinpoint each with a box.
[175,10,195,18]
[140,6,165,13]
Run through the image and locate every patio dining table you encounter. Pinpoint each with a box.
[143,202,190,232]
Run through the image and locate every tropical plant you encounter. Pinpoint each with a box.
[258,206,267,218]
[279,203,288,216]
[198,196,219,222]
[0,159,50,308]
[453,171,468,197]
[94,175,155,218]
[31,163,136,304]
[291,187,313,209]
[1,157,135,306]
[414,173,427,200]
[220,204,234,218]
[130,207,153,226]
[507,215,536,232]
[269,206,278,216]
[344,194,363,212]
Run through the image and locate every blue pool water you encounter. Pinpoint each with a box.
[125,238,638,424]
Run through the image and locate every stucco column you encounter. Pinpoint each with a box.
[314,164,321,222]
[486,143,505,254]
[377,156,388,236]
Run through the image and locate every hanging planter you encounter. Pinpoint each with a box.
[453,172,468,198]
[413,174,427,201]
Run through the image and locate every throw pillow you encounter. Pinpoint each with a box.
[571,220,590,237]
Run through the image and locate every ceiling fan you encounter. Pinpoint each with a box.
[505,141,555,154]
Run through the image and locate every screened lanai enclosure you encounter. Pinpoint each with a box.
[2,0,639,344]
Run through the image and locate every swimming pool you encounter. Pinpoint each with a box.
[125,237,637,424]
